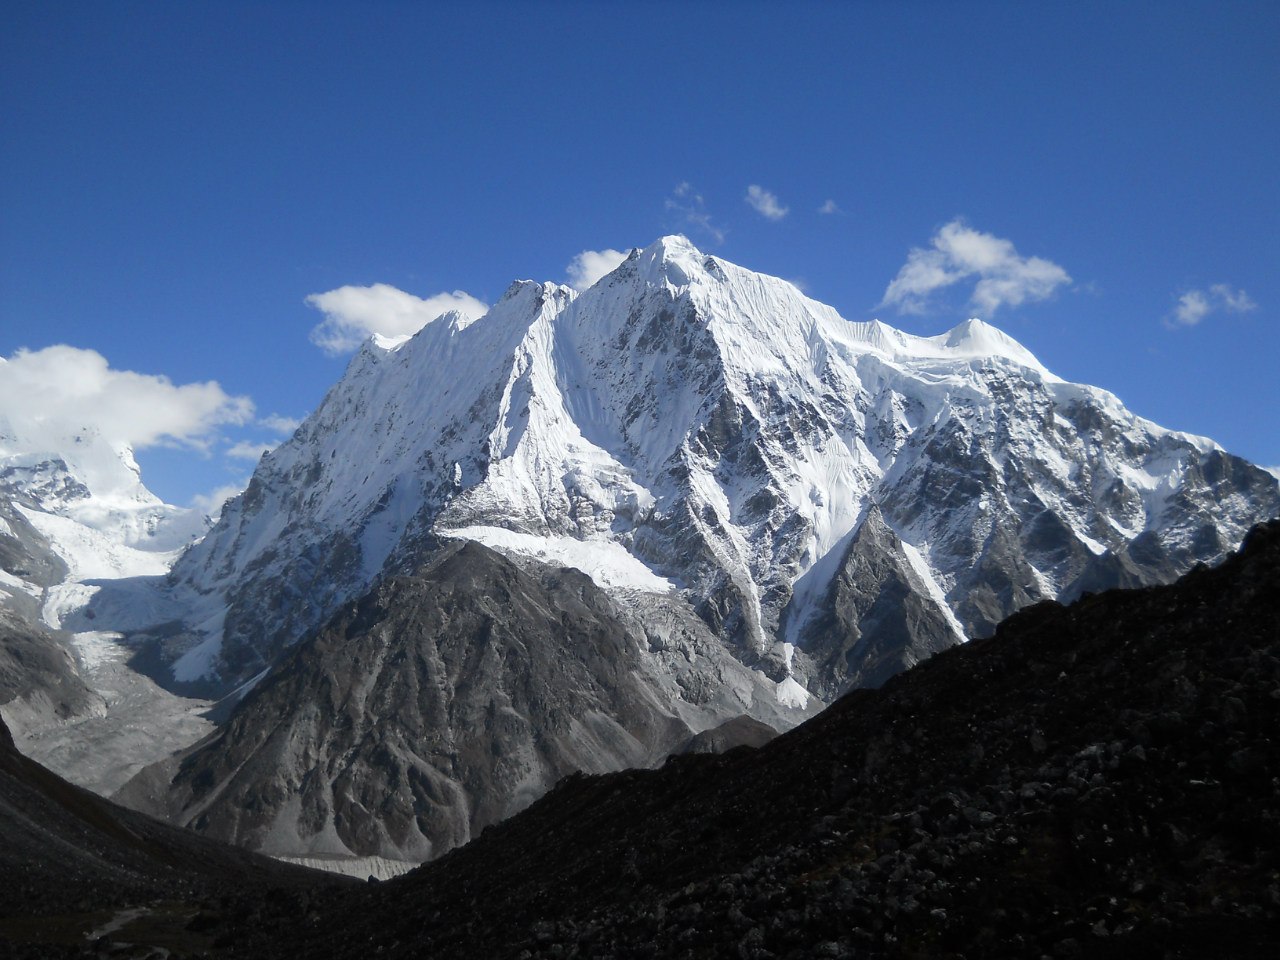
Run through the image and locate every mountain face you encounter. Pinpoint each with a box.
[0,491,101,733]
[120,540,808,862]
[153,235,1279,703]
[105,236,1280,864]
[0,418,204,578]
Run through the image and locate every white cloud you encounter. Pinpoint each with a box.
[0,345,253,453]
[306,283,488,355]
[190,480,248,519]
[226,440,274,461]
[1168,283,1257,328]
[745,184,789,221]
[818,199,841,215]
[566,249,628,291]
[1172,290,1212,327]
[665,182,725,244]
[881,219,1071,315]
[259,413,301,434]
[1209,284,1257,314]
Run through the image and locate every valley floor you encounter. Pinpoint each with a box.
[6,626,213,796]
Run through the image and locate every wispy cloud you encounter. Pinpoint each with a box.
[226,440,274,461]
[880,219,1071,315]
[259,413,301,434]
[190,480,248,519]
[306,284,488,355]
[1172,290,1212,327]
[566,248,628,291]
[0,345,252,454]
[1168,283,1257,328]
[745,184,789,221]
[818,199,841,215]
[665,182,725,244]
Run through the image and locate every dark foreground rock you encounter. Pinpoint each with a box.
[253,518,1280,959]
[0,713,349,958]
[5,519,1278,958]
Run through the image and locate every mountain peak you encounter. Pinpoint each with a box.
[931,317,1049,374]
[630,234,709,289]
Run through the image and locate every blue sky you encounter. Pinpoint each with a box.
[3,1,1277,505]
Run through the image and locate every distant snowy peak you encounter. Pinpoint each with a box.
[1,418,147,505]
[0,417,200,581]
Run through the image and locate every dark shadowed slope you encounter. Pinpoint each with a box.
[264,519,1280,960]
[0,714,345,957]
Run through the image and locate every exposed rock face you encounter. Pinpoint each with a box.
[0,607,101,733]
[0,495,101,733]
[677,715,778,755]
[246,518,1280,960]
[798,505,958,698]
[119,541,811,861]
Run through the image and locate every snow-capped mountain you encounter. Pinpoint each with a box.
[158,236,1279,699]
[0,416,204,584]
[111,235,1279,864]
[0,418,213,782]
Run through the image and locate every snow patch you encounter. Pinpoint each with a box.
[775,675,810,709]
[441,525,675,593]
[17,506,179,581]
[0,566,41,599]
[172,631,225,683]
[899,540,968,642]
[274,854,418,880]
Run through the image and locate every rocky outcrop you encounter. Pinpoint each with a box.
[677,715,778,755]
[799,505,958,698]
[119,541,811,861]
